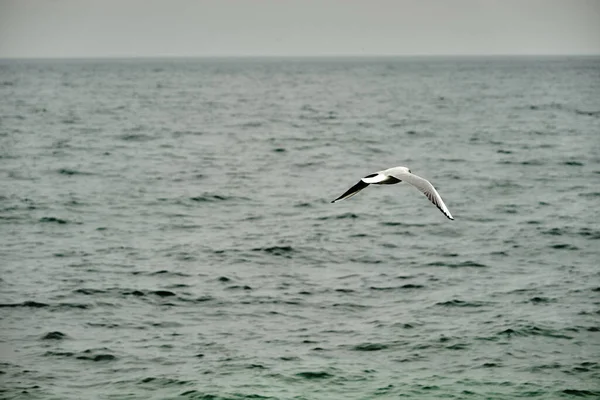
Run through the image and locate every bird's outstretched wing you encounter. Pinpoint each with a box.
[390,171,454,220]
[331,180,370,203]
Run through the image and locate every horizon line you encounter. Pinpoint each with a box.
[1,53,599,61]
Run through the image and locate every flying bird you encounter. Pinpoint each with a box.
[331,166,454,220]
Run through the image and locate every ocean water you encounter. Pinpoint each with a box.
[1,56,599,399]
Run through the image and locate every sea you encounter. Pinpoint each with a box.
[1,56,599,399]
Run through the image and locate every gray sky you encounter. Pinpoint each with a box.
[1,0,599,58]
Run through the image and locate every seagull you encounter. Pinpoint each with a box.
[331,166,454,220]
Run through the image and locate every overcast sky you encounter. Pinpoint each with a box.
[1,0,599,58]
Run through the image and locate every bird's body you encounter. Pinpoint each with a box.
[331,166,454,220]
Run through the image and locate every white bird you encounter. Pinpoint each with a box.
[331,166,454,220]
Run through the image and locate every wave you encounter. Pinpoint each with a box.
[252,245,296,258]
[369,284,425,291]
[523,103,600,119]
[39,216,69,224]
[318,213,359,220]
[118,133,156,142]
[497,325,573,339]
[41,331,67,340]
[295,371,333,379]
[435,299,489,307]
[427,260,487,268]
[549,243,579,250]
[352,342,388,351]
[58,168,94,176]
[0,301,89,309]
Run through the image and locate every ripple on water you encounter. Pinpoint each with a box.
[41,331,67,340]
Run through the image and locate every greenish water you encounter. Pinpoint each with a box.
[1,56,599,399]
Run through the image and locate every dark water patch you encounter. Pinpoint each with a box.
[293,202,312,208]
[427,260,487,268]
[542,228,565,236]
[319,212,359,220]
[180,392,274,399]
[151,290,176,297]
[43,351,75,358]
[370,284,424,291]
[561,389,600,397]
[579,192,600,198]
[172,129,205,137]
[380,221,427,227]
[497,149,512,154]
[352,343,388,351]
[188,296,213,303]
[335,288,355,293]
[349,257,382,264]
[478,362,502,368]
[331,302,371,310]
[150,321,183,328]
[139,376,193,386]
[574,109,600,117]
[54,250,90,258]
[529,297,554,304]
[446,343,469,350]
[550,243,579,250]
[119,133,155,142]
[189,194,231,202]
[122,289,146,297]
[0,301,49,308]
[55,302,90,309]
[226,285,252,291]
[435,252,459,258]
[498,326,573,339]
[520,159,546,166]
[87,322,120,329]
[577,228,600,239]
[497,204,519,214]
[436,300,488,308]
[73,288,106,295]
[239,121,263,128]
[58,168,93,176]
[252,245,296,258]
[563,161,584,166]
[272,147,286,153]
[349,233,371,238]
[440,158,466,163]
[76,354,116,362]
[295,371,333,379]
[526,102,565,112]
[248,364,266,369]
[149,270,191,277]
[570,362,599,373]
[41,331,67,340]
[39,216,68,224]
